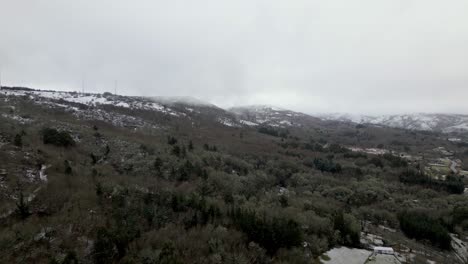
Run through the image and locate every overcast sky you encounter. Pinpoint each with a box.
[1,0,467,114]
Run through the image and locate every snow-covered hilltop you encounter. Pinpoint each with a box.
[150,96,216,107]
[229,105,319,128]
[0,87,238,128]
[317,113,468,133]
[0,87,183,116]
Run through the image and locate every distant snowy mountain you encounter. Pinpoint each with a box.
[229,105,320,128]
[317,113,468,133]
[3,87,467,133]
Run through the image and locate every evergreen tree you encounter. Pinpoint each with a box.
[188,140,194,151]
[92,227,115,264]
[154,157,163,173]
[14,133,22,147]
[15,192,31,220]
[64,160,72,174]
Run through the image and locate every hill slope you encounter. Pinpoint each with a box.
[0,86,466,264]
[229,105,322,128]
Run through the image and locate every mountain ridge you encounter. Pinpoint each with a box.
[2,86,468,133]
[316,112,468,133]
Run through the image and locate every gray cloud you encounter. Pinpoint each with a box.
[1,0,468,114]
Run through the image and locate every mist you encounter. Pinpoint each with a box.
[1,0,467,114]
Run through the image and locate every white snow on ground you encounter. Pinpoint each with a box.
[72,108,159,129]
[240,120,258,126]
[230,105,308,127]
[25,169,36,182]
[1,113,32,124]
[348,146,390,155]
[444,123,468,133]
[218,118,240,127]
[451,234,468,263]
[115,101,131,108]
[39,165,49,182]
[0,89,182,116]
[320,247,372,264]
[0,88,186,128]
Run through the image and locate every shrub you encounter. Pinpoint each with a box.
[64,160,72,174]
[382,153,408,168]
[453,206,468,228]
[92,227,116,263]
[303,142,324,152]
[333,211,361,247]
[13,133,22,147]
[310,158,342,173]
[15,192,31,220]
[328,143,348,154]
[188,140,194,151]
[154,157,163,173]
[42,128,75,147]
[172,145,181,157]
[368,156,384,168]
[167,136,178,145]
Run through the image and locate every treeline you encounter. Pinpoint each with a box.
[399,169,464,194]
[382,153,408,168]
[333,211,361,247]
[305,157,342,174]
[228,208,302,255]
[92,189,223,263]
[258,126,289,138]
[398,210,451,250]
[90,185,307,263]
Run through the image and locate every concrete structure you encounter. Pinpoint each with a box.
[373,246,394,255]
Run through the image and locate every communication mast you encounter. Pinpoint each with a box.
[0,67,3,89]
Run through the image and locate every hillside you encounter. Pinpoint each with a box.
[0,87,467,264]
[229,105,322,128]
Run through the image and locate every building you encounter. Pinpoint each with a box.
[373,246,394,255]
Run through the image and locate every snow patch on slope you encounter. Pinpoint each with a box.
[0,88,168,129]
[240,120,258,126]
[0,88,183,116]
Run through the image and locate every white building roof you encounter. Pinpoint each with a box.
[373,247,394,252]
